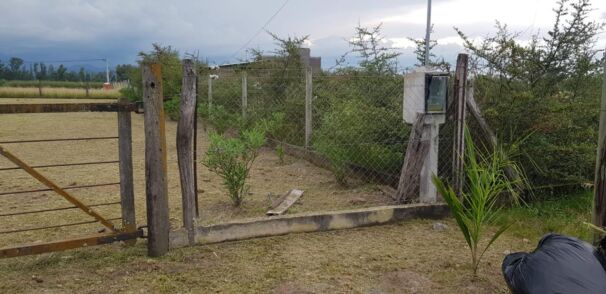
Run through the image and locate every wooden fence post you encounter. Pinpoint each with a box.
[193,73,200,218]
[142,63,170,256]
[452,54,468,196]
[396,113,430,203]
[177,59,197,246]
[305,68,312,149]
[38,80,42,97]
[242,71,248,119]
[593,50,606,243]
[117,97,136,244]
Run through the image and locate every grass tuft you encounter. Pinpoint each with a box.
[497,191,593,241]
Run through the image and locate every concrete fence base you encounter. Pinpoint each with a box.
[170,203,449,249]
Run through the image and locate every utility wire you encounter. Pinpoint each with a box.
[228,0,290,62]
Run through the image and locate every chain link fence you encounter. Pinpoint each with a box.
[195,65,463,197]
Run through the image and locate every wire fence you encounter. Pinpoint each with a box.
[197,66,458,191]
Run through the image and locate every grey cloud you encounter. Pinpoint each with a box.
[0,0,602,68]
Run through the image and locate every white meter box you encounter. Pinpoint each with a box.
[403,67,449,124]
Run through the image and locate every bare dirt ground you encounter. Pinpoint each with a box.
[0,98,392,247]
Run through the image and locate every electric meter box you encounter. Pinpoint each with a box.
[403,67,449,124]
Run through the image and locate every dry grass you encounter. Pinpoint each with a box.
[0,218,532,293]
[0,86,121,99]
[0,98,393,248]
[0,98,580,293]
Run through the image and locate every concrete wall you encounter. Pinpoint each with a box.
[170,203,449,248]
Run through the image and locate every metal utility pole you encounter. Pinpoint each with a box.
[104,58,110,84]
[424,0,432,66]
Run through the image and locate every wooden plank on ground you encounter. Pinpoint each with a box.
[267,189,304,216]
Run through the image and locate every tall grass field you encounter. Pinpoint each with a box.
[0,80,105,89]
[0,86,122,99]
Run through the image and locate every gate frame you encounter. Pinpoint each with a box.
[0,101,140,258]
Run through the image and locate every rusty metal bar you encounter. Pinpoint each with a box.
[0,201,120,217]
[0,217,121,234]
[0,160,119,171]
[0,182,120,197]
[0,103,136,114]
[0,145,118,232]
[0,136,117,144]
[0,229,143,258]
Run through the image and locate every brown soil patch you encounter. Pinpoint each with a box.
[376,270,436,293]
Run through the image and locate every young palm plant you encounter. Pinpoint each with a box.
[432,127,526,275]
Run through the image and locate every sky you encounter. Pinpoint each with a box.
[0,0,605,71]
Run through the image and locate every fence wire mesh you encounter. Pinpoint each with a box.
[197,66,459,194]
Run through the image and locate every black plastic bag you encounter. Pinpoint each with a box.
[502,233,606,294]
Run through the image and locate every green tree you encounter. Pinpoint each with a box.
[407,25,450,71]
[242,33,309,144]
[455,0,604,192]
[9,57,23,73]
[314,23,408,185]
[115,64,135,81]
[337,23,400,75]
[56,64,67,81]
[121,43,185,107]
[138,43,183,101]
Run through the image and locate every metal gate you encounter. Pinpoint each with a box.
[0,102,142,258]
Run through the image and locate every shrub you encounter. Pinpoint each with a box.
[314,98,408,185]
[164,98,180,121]
[276,143,285,164]
[198,104,243,135]
[119,84,141,102]
[432,127,525,275]
[203,127,266,206]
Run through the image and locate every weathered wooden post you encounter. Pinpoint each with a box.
[142,63,170,256]
[396,113,430,202]
[38,79,42,97]
[193,72,200,218]
[305,67,313,149]
[242,71,248,119]
[177,59,197,246]
[117,97,136,244]
[85,81,90,98]
[452,54,468,196]
[593,50,606,242]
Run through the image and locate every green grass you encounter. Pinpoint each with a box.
[498,190,593,241]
